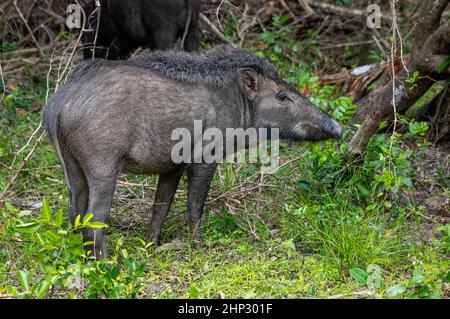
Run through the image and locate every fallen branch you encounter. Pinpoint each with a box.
[1,41,72,57]
[321,40,375,50]
[297,0,314,15]
[346,112,381,162]
[307,1,392,20]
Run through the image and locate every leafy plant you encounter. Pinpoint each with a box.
[330,96,358,122]
[349,264,383,290]
[0,200,150,298]
[405,71,421,90]
[436,224,450,255]
[406,120,429,138]
[386,266,450,298]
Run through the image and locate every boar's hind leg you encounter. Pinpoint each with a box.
[146,169,183,245]
[186,164,217,248]
[64,152,88,226]
[83,164,120,259]
[183,25,200,52]
[182,10,200,52]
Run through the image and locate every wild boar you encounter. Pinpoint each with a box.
[42,45,342,258]
[80,0,202,59]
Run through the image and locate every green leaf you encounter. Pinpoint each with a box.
[410,269,425,285]
[82,240,95,246]
[443,271,450,283]
[14,222,40,233]
[36,280,52,297]
[82,213,94,226]
[400,176,413,189]
[6,285,19,297]
[73,215,81,228]
[5,202,17,213]
[109,285,125,299]
[356,183,370,198]
[35,233,45,246]
[349,268,369,284]
[386,284,406,297]
[89,221,108,229]
[55,208,64,226]
[19,270,30,292]
[297,180,312,192]
[368,273,383,289]
[41,199,51,222]
[189,285,199,299]
[438,56,450,73]
[18,210,33,217]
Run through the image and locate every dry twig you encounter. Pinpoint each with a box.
[13,0,43,56]
[200,12,230,43]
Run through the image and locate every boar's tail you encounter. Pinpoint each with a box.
[42,100,70,189]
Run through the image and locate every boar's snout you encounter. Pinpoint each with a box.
[287,112,342,142]
[292,106,343,142]
[325,118,343,140]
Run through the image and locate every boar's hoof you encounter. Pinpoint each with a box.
[84,244,107,260]
[191,239,205,250]
[82,228,107,259]
[145,231,161,246]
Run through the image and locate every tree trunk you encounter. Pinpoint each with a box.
[414,0,450,51]
[351,19,450,124]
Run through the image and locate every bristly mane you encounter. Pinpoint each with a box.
[125,45,279,87]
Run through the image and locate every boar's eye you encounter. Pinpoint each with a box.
[275,91,291,103]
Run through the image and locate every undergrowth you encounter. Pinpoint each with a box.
[0,14,449,299]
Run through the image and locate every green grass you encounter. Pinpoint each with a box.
[1,106,448,298]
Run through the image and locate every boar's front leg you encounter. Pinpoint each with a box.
[151,26,177,51]
[146,168,183,244]
[186,163,217,248]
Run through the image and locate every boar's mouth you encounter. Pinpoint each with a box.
[321,118,343,140]
[280,119,343,142]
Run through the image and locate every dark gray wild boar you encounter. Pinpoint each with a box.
[80,0,202,59]
[42,46,342,258]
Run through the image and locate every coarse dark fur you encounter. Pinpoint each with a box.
[43,46,342,258]
[126,46,279,87]
[70,45,279,88]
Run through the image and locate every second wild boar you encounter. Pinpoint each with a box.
[79,0,202,59]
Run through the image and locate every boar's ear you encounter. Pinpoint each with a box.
[238,68,259,100]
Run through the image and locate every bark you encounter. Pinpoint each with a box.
[346,112,381,163]
[406,81,448,120]
[414,0,450,50]
[351,19,450,124]
[343,0,448,90]
[427,87,450,142]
